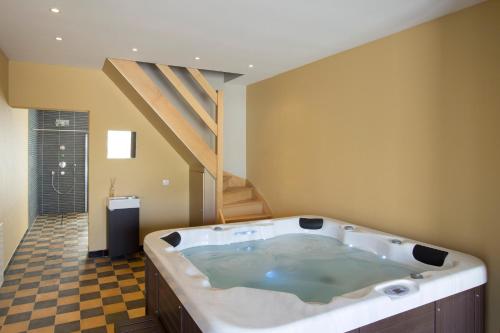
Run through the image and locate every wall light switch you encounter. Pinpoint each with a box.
[162,179,170,187]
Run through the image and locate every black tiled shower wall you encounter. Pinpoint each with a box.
[28,110,89,215]
[28,111,40,225]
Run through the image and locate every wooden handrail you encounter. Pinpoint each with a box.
[187,68,218,104]
[107,59,217,177]
[156,64,218,135]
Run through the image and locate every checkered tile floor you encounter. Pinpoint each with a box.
[0,213,145,333]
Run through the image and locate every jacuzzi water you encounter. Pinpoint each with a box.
[182,233,422,303]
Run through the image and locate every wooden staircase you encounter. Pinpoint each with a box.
[221,173,272,223]
[103,58,271,224]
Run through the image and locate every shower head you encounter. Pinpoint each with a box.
[55,119,70,127]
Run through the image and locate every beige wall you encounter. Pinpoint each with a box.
[8,61,190,251]
[0,50,29,269]
[223,83,246,178]
[247,2,500,332]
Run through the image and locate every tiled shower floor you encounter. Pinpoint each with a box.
[0,213,145,333]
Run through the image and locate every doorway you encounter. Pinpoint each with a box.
[28,110,89,225]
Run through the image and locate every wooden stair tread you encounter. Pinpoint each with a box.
[225,213,273,223]
[223,174,247,189]
[223,199,264,217]
[223,186,254,205]
[220,172,272,224]
[223,198,263,208]
[224,186,252,192]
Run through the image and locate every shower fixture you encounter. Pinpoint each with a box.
[55,118,70,127]
[59,161,67,168]
[51,163,77,195]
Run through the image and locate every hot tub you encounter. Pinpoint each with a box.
[143,216,487,333]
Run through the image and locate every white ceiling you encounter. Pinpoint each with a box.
[0,0,483,85]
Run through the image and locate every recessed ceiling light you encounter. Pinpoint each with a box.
[132,48,138,52]
[195,57,200,60]
[248,64,254,68]
[50,8,60,13]
[55,37,63,41]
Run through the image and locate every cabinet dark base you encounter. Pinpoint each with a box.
[107,207,140,258]
[145,255,485,333]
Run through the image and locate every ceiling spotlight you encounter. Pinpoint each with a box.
[50,8,60,13]
[55,37,63,41]
[132,48,138,52]
[195,57,200,60]
[248,64,254,68]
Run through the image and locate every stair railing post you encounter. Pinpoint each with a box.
[216,90,224,223]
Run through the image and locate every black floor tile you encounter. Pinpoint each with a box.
[4,311,32,324]
[55,320,81,333]
[105,311,129,324]
[12,295,36,305]
[28,315,56,329]
[80,306,104,319]
[80,291,101,301]
[34,299,58,309]
[102,295,123,305]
